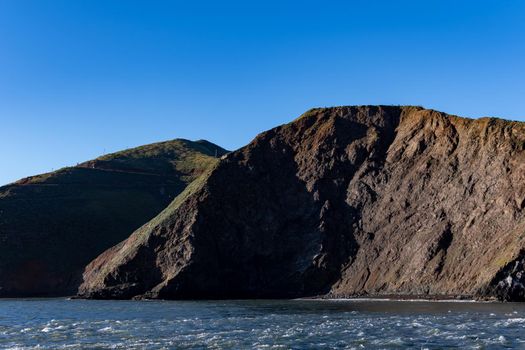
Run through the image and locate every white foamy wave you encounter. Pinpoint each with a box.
[98,326,114,332]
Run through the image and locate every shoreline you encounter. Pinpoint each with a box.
[300,293,500,303]
[0,296,504,303]
[0,291,503,303]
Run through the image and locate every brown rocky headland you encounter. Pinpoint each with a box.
[77,106,525,302]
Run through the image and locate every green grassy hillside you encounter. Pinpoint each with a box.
[0,139,227,297]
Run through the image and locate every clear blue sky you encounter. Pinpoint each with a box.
[1,1,524,185]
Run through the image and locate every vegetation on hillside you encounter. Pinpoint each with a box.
[0,138,227,297]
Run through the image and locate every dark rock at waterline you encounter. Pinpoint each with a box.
[482,251,525,301]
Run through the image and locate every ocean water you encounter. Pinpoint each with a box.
[1,299,525,349]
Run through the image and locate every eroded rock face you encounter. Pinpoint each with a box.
[78,106,525,301]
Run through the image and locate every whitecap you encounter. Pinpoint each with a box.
[98,326,114,332]
[387,337,404,345]
[505,318,525,325]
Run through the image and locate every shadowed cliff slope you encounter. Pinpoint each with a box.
[78,106,525,301]
[0,139,227,296]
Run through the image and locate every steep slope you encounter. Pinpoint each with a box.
[0,139,227,297]
[78,106,525,301]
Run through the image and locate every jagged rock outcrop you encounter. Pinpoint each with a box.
[0,139,227,296]
[78,106,525,301]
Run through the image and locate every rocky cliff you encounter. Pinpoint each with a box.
[0,139,227,296]
[78,106,525,301]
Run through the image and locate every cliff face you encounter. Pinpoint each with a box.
[78,106,525,301]
[0,139,227,297]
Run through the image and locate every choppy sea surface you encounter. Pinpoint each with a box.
[1,298,525,349]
